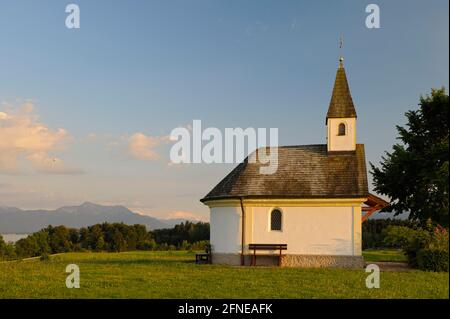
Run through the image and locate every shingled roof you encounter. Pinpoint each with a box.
[200,144,369,202]
[326,62,357,120]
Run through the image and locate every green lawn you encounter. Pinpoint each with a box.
[362,249,408,262]
[0,251,447,299]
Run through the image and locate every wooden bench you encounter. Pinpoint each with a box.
[195,244,212,264]
[248,243,287,266]
[195,253,210,264]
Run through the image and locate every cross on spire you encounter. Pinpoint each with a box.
[339,36,344,67]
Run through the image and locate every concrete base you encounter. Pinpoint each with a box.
[211,253,364,268]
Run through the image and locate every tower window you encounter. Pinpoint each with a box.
[270,209,282,231]
[338,123,346,136]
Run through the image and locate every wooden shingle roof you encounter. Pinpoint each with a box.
[326,63,357,120]
[200,144,369,202]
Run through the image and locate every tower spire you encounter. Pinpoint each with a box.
[326,38,357,153]
[326,50,357,121]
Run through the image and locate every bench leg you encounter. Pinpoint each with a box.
[278,249,282,267]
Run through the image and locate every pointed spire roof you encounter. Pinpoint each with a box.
[326,58,357,121]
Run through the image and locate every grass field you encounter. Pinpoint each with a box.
[362,249,408,262]
[0,251,447,299]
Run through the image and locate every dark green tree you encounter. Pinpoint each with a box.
[14,237,35,258]
[371,88,449,226]
[47,226,72,253]
[0,235,9,260]
[111,230,127,252]
[87,224,104,250]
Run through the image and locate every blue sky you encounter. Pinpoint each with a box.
[0,0,448,220]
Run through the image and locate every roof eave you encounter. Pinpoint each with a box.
[200,193,370,204]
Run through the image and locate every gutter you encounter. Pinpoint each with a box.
[239,197,245,266]
[200,194,369,203]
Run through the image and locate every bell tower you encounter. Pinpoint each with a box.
[326,57,357,153]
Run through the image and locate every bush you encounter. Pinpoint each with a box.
[417,249,449,272]
[384,222,448,271]
[137,239,157,250]
[362,219,418,249]
[40,253,50,262]
[191,240,210,251]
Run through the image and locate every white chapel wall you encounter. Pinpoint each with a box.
[250,206,357,256]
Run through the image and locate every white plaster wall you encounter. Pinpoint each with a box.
[352,206,362,255]
[250,206,358,256]
[210,206,242,253]
[327,118,356,151]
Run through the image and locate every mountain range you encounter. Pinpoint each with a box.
[0,202,192,234]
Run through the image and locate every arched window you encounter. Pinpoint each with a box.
[338,123,346,136]
[270,209,282,231]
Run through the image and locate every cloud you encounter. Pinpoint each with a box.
[167,210,208,222]
[26,152,83,174]
[127,132,169,161]
[0,102,81,174]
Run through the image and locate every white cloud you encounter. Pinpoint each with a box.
[0,112,10,120]
[127,132,169,161]
[0,102,80,174]
[167,210,208,222]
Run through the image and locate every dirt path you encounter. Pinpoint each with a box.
[365,261,410,271]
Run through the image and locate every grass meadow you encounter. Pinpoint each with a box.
[362,249,408,262]
[0,250,447,299]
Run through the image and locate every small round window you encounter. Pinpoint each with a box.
[270,209,282,231]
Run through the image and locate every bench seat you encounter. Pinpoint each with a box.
[248,243,287,266]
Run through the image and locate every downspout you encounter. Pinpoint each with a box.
[239,197,245,266]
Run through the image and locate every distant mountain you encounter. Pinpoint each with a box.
[0,202,194,234]
[367,211,410,220]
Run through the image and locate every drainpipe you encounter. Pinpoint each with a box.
[239,197,245,266]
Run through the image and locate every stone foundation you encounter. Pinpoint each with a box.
[211,253,364,268]
[281,254,364,268]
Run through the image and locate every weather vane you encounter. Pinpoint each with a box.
[339,35,344,65]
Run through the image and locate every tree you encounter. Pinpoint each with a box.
[96,236,105,251]
[371,88,449,226]
[111,230,127,252]
[15,236,40,257]
[87,224,104,250]
[0,235,9,260]
[47,226,72,253]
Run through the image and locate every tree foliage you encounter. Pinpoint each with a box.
[371,88,449,226]
[0,235,16,260]
[362,219,418,249]
[383,222,448,271]
[4,221,210,259]
[152,221,210,246]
